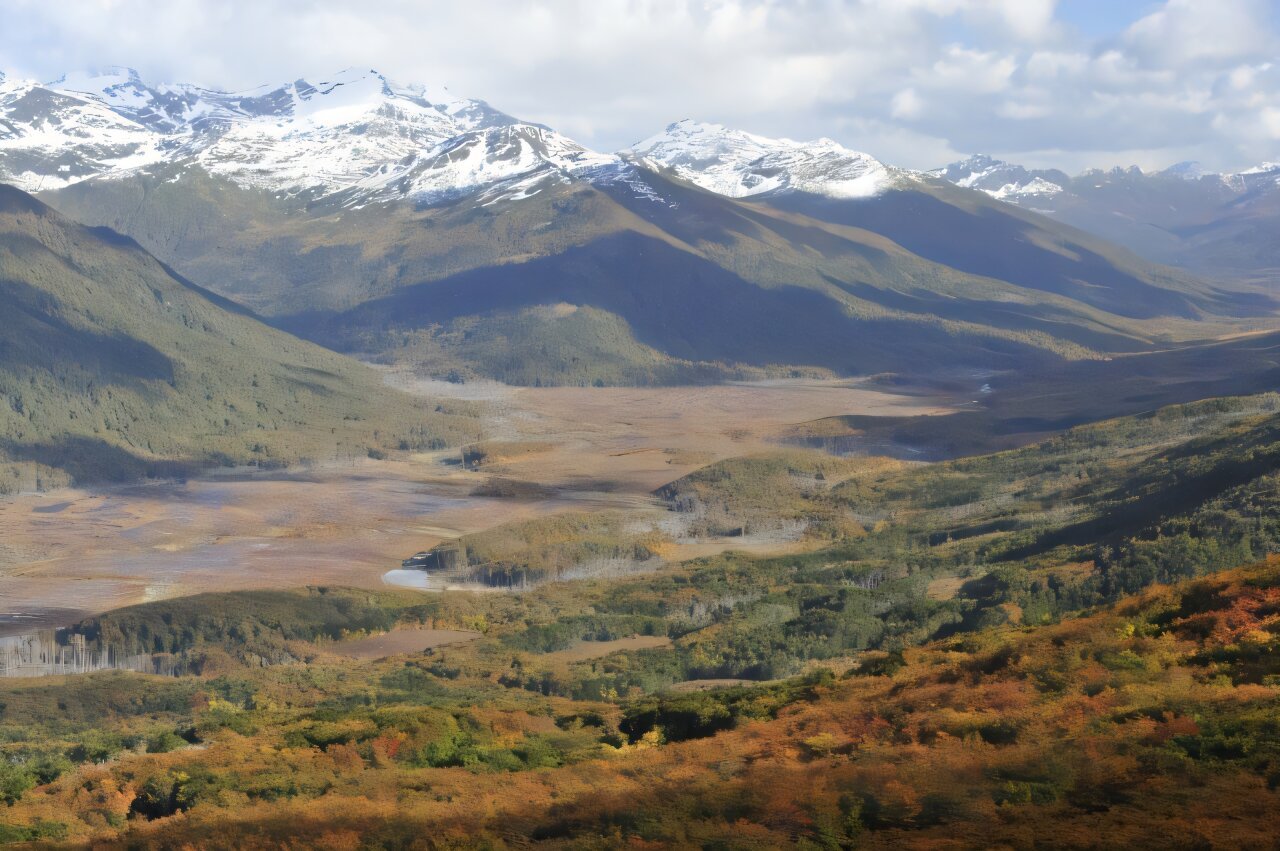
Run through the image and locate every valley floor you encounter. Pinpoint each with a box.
[0,379,1274,847]
[0,377,953,625]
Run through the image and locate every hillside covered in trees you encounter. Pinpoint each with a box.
[0,393,1276,845]
[0,560,1275,846]
[0,185,477,493]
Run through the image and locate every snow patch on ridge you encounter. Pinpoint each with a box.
[626,119,899,200]
[989,176,1063,200]
[0,73,166,191]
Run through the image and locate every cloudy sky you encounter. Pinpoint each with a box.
[2,0,1277,172]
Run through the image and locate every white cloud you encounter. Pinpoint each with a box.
[0,0,1275,172]
[1024,51,1090,80]
[974,0,1058,41]
[891,88,924,119]
[1261,108,1280,139]
[926,46,1018,93]
[1125,0,1272,65]
[997,99,1051,120]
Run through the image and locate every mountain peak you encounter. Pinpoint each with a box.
[1161,160,1210,180]
[664,118,722,133]
[51,65,143,86]
[48,66,150,102]
[627,121,895,200]
[960,153,1009,170]
[293,67,391,99]
[352,121,636,205]
[1239,161,1280,176]
[928,155,1069,201]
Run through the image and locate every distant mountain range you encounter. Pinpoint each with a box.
[930,155,1280,284]
[2,67,1276,388]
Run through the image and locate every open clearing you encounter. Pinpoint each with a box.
[0,377,953,621]
[544,635,673,663]
[325,628,481,660]
[926,576,967,601]
[666,678,761,692]
[395,375,954,492]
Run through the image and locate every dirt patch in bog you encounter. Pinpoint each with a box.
[326,628,480,660]
[544,634,672,663]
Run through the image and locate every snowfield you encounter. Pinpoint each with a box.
[626,119,904,200]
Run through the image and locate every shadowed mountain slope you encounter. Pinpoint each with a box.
[44,164,1268,387]
[931,154,1280,285]
[0,185,476,492]
[9,76,1268,386]
[761,180,1269,322]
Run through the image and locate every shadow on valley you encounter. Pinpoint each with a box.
[0,276,176,387]
[769,188,1277,320]
[829,277,1153,354]
[795,329,1280,460]
[289,232,1066,378]
[0,436,232,485]
[1005,413,1280,559]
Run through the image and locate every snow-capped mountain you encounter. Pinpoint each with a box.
[928,155,1069,201]
[625,119,908,200]
[8,65,1276,284]
[0,70,167,189]
[48,67,221,134]
[16,68,1263,385]
[930,154,1280,204]
[1232,161,1280,191]
[1161,160,1213,181]
[183,69,528,199]
[0,67,652,204]
[7,67,926,208]
[354,123,636,205]
[929,153,1280,279]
